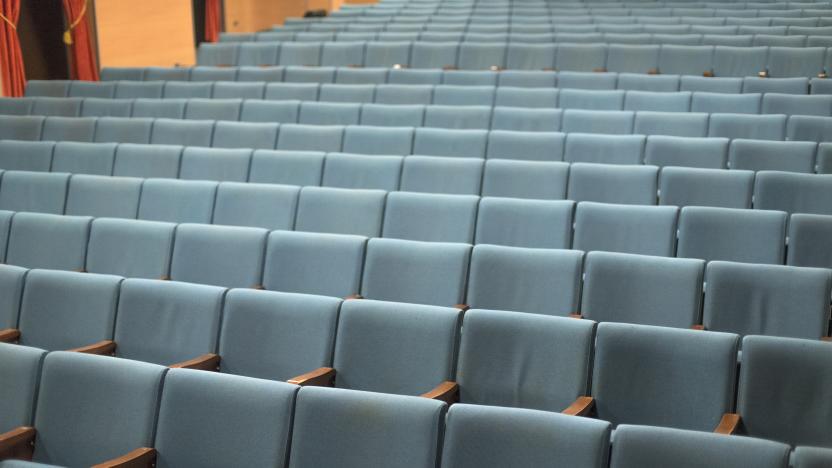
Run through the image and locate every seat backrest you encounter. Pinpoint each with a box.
[151,118,215,147]
[155,369,298,468]
[18,269,122,350]
[573,202,678,257]
[132,98,187,119]
[361,238,471,307]
[31,351,166,466]
[0,342,46,433]
[7,212,91,271]
[481,160,568,200]
[0,115,44,141]
[179,147,252,183]
[276,123,344,152]
[112,143,182,179]
[333,298,461,395]
[289,386,445,468]
[457,309,595,411]
[486,130,564,162]
[754,172,832,216]
[0,140,53,172]
[50,141,115,176]
[213,182,298,230]
[65,174,142,219]
[212,121,279,150]
[467,245,582,316]
[249,149,324,186]
[400,156,483,196]
[383,191,479,244]
[443,403,611,468]
[738,335,832,447]
[581,251,705,328]
[708,113,787,141]
[86,218,175,280]
[730,140,817,173]
[323,153,403,192]
[413,128,488,158]
[567,163,658,205]
[219,289,340,380]
[0,264,26,330]
[138,178,217,224]
[658,166,754,209]
[565,134,645,165]
[788,213,832,269]
[592,322,739,431]
[677,206,788,264]
[692,92,761,114]
[114,278,225,365]
[0,170,69,214]
[295,186,386,238]
[644,135,729,169]
[562,110,634,135]
[94,116,153,144]
[170,223,267,289]
[610,424,790,468]
[704,261,832,340]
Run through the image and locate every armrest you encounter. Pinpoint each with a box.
[691,325,706,331]
[288,367,336,387]
[562,396,595,416]
[593,67,607,73]
[819,72,829,79]
[442,65,458,70]
[345,294,363,300]
[647,68,659,75]
[454,304,470,312]
[0,328,20,343]
[70,340,116,355]
[252,284,265,290]
[703,70,714,77]
[0,426,36,461]
[159,275,170,281]
[421,381,459,405]
[92,447,157,468]
[758,70,769,78]
[714,413,741,434]
[170,353,220,371]
[569,313,583,319]
[821,336,832,342]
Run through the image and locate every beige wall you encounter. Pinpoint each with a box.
[95,0,196,68]
[225,0,305,31]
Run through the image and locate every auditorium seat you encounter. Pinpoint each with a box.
[457,42,507,70]
[481,159,568,200]
[787,214,832,269]
[213,182,299,230]
[591,322,739,431]
[708,113,787,140]
[0,115,42,140]
[475,197,573,249]
[131,98,187,119]
[562,110,633,134]
[299,102,361,125]
[25,80,71,97]
[114,81,164,99]
[768,47,826,78]
[787,115,832,142]
[565,134,645,164]
[466,245,582,316]
[382,191,478,243]
[112,143,182,179]
[442,404,611,468]
[567,163,658,205]
[0,140,53,172]
[644,135,728,169]
[276,123,344,152]
[610,424,790,468]
[288,386,444,468]
[703,261,832,340]
[153,368,297,468]
[410,41,459,69]
[236,43,280,67]
[163,81,213,98]
[150,118,214,147]
[264,82,319,101]
[573,202,678,257]
[425,105,492,130]
[6,212,90,270]
[80,97,132,117]
[365,42,412,67]
[41,116,95,142]
[295,186,386,237]
[657,44,714,76]
[486,130,563,161]
[184,98,242,121]
[319,83,375,103]
[0,264,26,330]
[138,178,217,224]
[86,218,175,279]
[342,125,413,155]
[51,141,116,176]
[249,149,324,186]
[0,351,165,466]
[581,251,704,328]
[31,97,82,117]
[792,447,832,468]
[216,288,338,380]
[278,42,322,66]
[14,269,121,351]
[763,93,832,117]
[559,89,625,111]
[212,121,279,149]
[361,238,470,306]
[730,140,817,173]
[556,44,608,72]
[691,92,761,114]
[400,156,483,195]
[65,174,142,218]
[0,342,45,434]
[658,166,754,208]
[494,87,558,109]
[0,97,32,116]
[433,85,495,106]
[94,116,153,144]
[745,77,810,95]
[712,46,768,76]
[263,230,366,298]
[323,153,401,191]
[179,147,252,182]
[736,335,832,447]
[754,172,832,215]
[113,278,224,366]
[170,223,267,289]
[676,206,787,264]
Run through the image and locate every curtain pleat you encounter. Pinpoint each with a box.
[0,0,25,97]
[62,0,99,81]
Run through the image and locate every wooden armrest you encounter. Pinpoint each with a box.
[691,325,706,331]
[392,64,405,69]
[73,268,87,273]
[822,336,832,342]
[489,65,503,72]
[593,67,607,73]
[454,304,470,312]
[703,70,714,77]
[421,381,459,405]
[0,328,20,343]
[647,68,659,75]
[562,396,595,416]
[70,340,116,355]
[345,294,363,300]
[569,313,583,319]
[758,70,769,78]
[442,65,458,70]
[819,72,829,79]
[159,275,170,281]
[288,367,336,387]
[170,353,220,371]
[252,284,265,290]
[542,67,556,72]
[714,413,741,434]
[0,426,36,461]
[92,447,156,468]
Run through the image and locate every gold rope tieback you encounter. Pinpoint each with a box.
[63,0,88,45]
[0,11,17,30]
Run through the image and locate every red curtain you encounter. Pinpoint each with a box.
[62,0,99,81]
[0,0,25,97]
[205,0,221,43]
